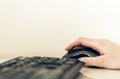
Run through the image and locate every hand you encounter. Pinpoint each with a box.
[65,38,120,69]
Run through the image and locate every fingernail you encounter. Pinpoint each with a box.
[65,47,69,51]
[79,58,84,61]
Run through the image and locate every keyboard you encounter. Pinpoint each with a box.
[0,56,85,79]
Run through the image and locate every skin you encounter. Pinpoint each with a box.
[65,37,120,69]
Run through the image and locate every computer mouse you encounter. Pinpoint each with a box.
[63,47,100,59]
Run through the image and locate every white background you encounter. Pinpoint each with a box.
[0,0,120,58]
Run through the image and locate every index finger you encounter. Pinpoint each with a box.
[65,38,98,51]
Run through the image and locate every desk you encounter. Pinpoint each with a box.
[81,67,120,79]
[0,59,120,79]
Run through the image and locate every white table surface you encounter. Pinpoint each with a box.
[0,59,120,79]
[81,67,120,79]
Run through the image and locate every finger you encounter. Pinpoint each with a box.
[65,38,90,50]
[79,56,106,67]
[65,38,99,51]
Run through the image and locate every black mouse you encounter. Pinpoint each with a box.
[63,47,100,59]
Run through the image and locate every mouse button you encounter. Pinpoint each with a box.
[72,54,89,58]
[86,49,100,56]
[67,49,76,53]
[67,48,82,54]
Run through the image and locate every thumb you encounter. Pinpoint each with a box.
[79,56,105,67]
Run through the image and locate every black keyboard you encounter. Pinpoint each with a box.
[0,56,85,79]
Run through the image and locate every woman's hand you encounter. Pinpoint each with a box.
[65,38,120,69]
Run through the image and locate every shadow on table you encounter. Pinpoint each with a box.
[75,72,94,79]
